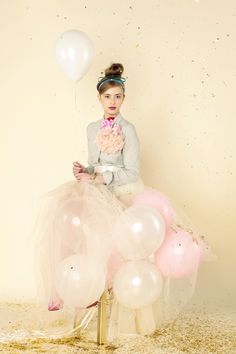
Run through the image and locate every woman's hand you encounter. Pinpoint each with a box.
[75,172,93,182]
[93,173,105,184]
[75,172,105,184]
[73,161,106,184]
[73,161,86,179]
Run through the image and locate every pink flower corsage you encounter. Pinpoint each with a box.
[95,121,125,154]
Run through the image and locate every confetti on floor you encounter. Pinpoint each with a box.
[0,303,235,353]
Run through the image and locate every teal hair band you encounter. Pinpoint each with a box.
[97,76,126,91]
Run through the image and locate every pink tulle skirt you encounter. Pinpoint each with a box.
[34,178,214,340]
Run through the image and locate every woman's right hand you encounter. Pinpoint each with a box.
[73,161,86,179]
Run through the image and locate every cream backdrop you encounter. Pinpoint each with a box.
[0,0,235,308]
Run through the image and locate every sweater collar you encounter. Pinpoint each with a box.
[101,112,122,125]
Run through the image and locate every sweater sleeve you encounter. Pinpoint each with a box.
[84,124,95,174]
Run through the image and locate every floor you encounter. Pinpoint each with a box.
[0,300,235,354]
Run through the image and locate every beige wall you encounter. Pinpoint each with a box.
[0,1,235,305]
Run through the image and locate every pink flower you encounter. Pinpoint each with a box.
[95,123,125,154]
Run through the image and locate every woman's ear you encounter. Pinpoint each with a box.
[97,93,101,102]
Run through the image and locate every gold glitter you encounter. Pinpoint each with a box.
[0,302,235,353]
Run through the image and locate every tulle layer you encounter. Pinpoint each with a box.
[34,179,214,340]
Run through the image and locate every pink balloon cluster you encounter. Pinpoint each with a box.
[131,189,204,279]
[52,188,205,311]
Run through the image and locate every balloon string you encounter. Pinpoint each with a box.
[74,83,77,110]
[74,82,79,111]
[189,270,198,298]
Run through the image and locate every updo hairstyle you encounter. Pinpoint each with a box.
[97,63,125,95]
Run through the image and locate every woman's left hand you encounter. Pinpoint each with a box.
[93,173,105,184]
[75,173,105,184]
[75,172,93,182]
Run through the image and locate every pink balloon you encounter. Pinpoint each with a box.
[155,228,202,278]
[107,249,125,287]
[132,189,176,229]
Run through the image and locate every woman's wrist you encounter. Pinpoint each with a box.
[92,173,105,184]
[90,173,97,181]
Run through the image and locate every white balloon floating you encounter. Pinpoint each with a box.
[55,254,105,308]
[55,29,95,81]
[112,206,166,260]
[113,260,163,309]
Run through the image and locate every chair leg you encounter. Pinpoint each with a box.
[97,290,109,345]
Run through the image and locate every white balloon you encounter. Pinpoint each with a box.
[54,198,113,261]
[112,206,166,260]
[55,254,105,308]
[54,199,85,254]
[55,30,95,81]
[113,260,163,309]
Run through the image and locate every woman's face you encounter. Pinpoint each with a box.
[98,86,125,118]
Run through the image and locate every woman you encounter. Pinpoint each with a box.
[73,62,144,204]
[35,63,212,340]
[35,63,143,308]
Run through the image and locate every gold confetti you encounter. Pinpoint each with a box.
[0,303,235,353]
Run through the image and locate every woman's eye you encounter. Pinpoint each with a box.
[103,95,121,99]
